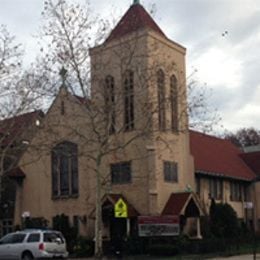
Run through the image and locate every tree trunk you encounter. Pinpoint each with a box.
[94,159,103,258]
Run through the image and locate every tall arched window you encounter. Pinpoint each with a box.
[157,69,166,130]
[105,75,116,134]
[51,141,78,197]
[170,75,178,131]
[124,70,134,131]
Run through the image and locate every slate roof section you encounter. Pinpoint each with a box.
[190,130,256,181]
[8,167,26,179]
[162,192,203,216]
[0,111,44,146]
[162,192,191,215]
[240,151,260,177]
[106,3,166,43]
[73,94,90,105]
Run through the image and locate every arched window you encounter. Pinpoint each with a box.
[124,70,134,131]
[157,69,166,130]
[51,141,78,197]
[105,75,116,134]
[170,75,178,131]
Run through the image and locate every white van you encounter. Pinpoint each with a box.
[0,229,68,259]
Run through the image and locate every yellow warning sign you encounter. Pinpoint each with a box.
[114,198,128,218]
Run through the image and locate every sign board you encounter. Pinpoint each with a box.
[114,198,128,218]
[244,202,253,209]
[138,215,179,237]
[22,211,30,218]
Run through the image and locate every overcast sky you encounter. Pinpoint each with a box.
[0,0,260,132]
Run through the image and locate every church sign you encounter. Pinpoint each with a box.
[138,215,180,237]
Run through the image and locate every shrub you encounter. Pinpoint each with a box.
[23,217,48,229]
[124,236,147,255]
[52,214,78,253]
[210,201,240,239]
[73,236,94,257]
[148,244,180,256]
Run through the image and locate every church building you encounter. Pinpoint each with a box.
[11,0,258,242]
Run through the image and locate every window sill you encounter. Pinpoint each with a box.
[111,182,132,185]
[52,194,79,200]
[164,180,178,183]
[230,199,242,202]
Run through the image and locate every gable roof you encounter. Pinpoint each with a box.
[162,192,203,216]
[73,94,90,105]
[190,130,256,181]
[106,3,166,43]
[240,151,260,177]
[104,193,139,217]
[90,193,139,218]
[8,167,26,179]
[0,111,44,146]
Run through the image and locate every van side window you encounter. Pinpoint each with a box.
[11,234,26,243]
[27,233,40,243]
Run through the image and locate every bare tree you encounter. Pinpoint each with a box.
[224,127,260,148]
[10,0,221,257]
[0,0,220,256]
[188,77,221,133]
[0,24,48,235]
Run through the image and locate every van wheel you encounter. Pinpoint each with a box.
[22,252,34,260]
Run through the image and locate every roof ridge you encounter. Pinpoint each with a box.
[106,3,166,43]
[0,110,43,124]
[189,129,240,148]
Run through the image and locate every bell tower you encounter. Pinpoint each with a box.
[90,1,194,215]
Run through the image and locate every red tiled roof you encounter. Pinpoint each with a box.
[0,111,43,146]
[240,152,260,176]
[8,167,26,178]
[106,3,166,43]
[190,130,256,181]
[162,192,191,215]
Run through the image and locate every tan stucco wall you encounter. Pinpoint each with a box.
[90,29,194,216]
[15,89,94,236]
[197,177,250,219]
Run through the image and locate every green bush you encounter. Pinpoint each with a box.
[23,217,48,229]
[73,236,94,257]
[210,200,240,239]
[148,243,180,256]
[124,236,147,255]
[52,214,78,253]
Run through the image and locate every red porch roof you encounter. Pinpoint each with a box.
[103,194,139,217]
[162,192,203,216]
[0,110,43,146]
[8,167,26,179]
[190,130,256,181]
[162,192,190,215]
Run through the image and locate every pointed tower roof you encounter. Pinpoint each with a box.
[106,2,166,43]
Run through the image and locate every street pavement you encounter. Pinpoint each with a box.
[210,254,260,259]
[68,254,260,259]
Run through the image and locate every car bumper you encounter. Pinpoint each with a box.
[36,251,69,259]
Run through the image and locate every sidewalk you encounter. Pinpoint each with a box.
[69,253,260,259]
[209,253,260,259]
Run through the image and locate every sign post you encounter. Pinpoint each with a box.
[114,198,128,218]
